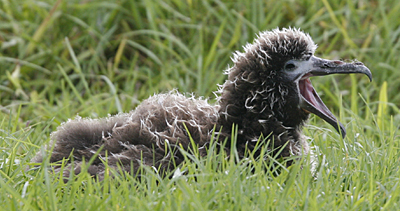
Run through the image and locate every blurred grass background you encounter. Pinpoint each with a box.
[1,0,400,210]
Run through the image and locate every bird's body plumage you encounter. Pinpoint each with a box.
[31,28,371,180]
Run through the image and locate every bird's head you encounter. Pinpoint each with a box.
[224,28,372,138]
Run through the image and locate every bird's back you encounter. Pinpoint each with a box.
[31,92,219,179]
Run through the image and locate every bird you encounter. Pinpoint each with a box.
[30,27,372,180]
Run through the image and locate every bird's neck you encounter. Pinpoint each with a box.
[216,74,306,145]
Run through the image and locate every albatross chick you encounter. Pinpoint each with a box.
[31,28,372,180]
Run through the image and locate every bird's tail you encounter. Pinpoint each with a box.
[30,114,129,166]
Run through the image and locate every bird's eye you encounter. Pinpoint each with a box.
[305,53,313,60]
[284,62,296,70]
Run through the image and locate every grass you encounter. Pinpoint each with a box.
[1,0,400,210]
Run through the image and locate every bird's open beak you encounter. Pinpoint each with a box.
[295,56,372,138]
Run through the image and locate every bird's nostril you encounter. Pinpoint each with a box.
[333,60,345,65]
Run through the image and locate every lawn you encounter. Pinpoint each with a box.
[1,0,400,210]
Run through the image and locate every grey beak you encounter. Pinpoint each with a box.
[309,56,372,82]
[296,56,372,138]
